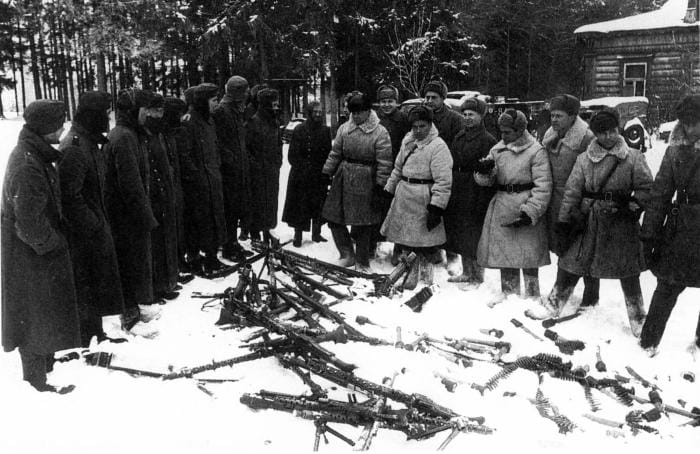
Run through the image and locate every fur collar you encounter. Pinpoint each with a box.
[493,129,537,154]
[668,122,700,149]
[347,110,381,134]
[586,135,629,163]
[542,116,589,153]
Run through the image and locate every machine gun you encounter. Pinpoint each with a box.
[374,252,417,296]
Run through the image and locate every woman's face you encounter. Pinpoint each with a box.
[412,120,431,140]
[595,128,620,150]
[499,125,520,144]
[351,109,370,125]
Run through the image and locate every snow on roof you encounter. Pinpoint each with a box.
[581,96,649,107]
[575,0,698,34]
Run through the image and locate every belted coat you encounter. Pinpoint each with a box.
[476,130,553,269]
[381,125,453,247]
[58,123,124,317]
[321,110,393,226]
[2,127,81,354]
[558,137,653,279]
[444,124,497,257]
[641,124,700,287]
[542,116,595,254]
[282,119,332,230]
[246,107,282,231]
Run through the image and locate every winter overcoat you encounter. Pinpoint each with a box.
[58,123,124,317]
[542,116,595,254]
[148,133,178,294]
[433,105,467,150]
[104,115,158,306]
[378,108,411,162]
[179,110,227,251]
[381,125,453,247]
[444,124,497,258]
[558,138,653,278]
[641,124,700,287]
[1,127,81,354]
[213,96,251,231]
[282,119,332,230]
[163,129,186,257]
[476,130,552,269]
[246,107,282,231]
[322,110,393,226]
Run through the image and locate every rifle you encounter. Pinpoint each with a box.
[374,252,417,296]
[273,260,351,300]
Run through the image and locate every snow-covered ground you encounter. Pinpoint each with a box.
[0,116,698,454]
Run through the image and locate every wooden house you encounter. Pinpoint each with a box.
[575,0,700,124]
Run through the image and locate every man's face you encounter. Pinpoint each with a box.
[500,125,520,144]
[138,107,164,126]
[595,128,620,150]
[311,106,324,123]
[550,110,576,134]
[424,92,444,110]
[682,120,700,143]
[379,98,398,115]
[351,110,370,125]
[462,110,483,129]
[208,96,219,114]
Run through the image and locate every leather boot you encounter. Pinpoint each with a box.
[293,229,303,248]
[330,226,355,267]
[418,254,434,286]
[402,254,419,290]
[448,256,481,284]
[624,293,646,338]
[311,219,327,242]
[523,270,540,298]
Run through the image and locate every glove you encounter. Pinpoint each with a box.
[426,204,444,231]
[474,159,496,174]
[370,185,393,212]
[501,212,532,228]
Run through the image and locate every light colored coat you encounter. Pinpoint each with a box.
[542,116,595,254]
[381,125,453,247]
[558,137,653,278]
[476,130,552,269]
[322,110,393,225]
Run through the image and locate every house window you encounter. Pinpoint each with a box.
[622,62,646,96]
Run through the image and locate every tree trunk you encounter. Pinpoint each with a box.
[96,52,107,92]
[15,14,27,109]
[27,22,42,100]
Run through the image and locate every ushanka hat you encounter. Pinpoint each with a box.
[24,100,66,135]
[422,80,448,99]
[549,94,581,116]
[376,85,399,101]
[589,108,620,134]
[346,92,372,113]
[77,91,112,112]
[225,76,249,102]
[674,94,700,125]
[460,97,486,116]
[498,109,528,131]
[408,105,434,124]
[257,88,280,108]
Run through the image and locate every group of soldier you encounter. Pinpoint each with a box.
[2,73,699,394]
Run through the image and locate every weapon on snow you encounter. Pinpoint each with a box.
[354,315,386,328]
[625,366,661,391]
[540,310,583,328]
[374,252,417,296]
[403,286,435,313]
[510,318,544,341]
[543,329,586,355]
[595,346,607,372]
[479,328,504,338]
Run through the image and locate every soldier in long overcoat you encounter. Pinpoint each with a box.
[529,109,653,337]
[179,83,227,274]
[246,88,283,244]
[104,89,161,329]
[322,93,393,271]
[422,80,466,148]
[381,106,453,287]
[282,100,332,246]
[2,100,80,393]
[58,91,125,346]
[542,95,598,306]
[640,95,700,354]
[475,109,552,304]
[213,76,253,261]
[444,98,497,285]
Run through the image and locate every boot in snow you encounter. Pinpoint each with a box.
[624,294,646,338]
[293,229,303,248]
[402,257,420,290]
[311,219,327,243]
[524,293,561,320]
[330,226,355,267]
[418,254,434,286]
[523,273,540,299]
[448,256,482,285]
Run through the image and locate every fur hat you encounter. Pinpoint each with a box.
[347,92,372,113]
[589,108,620,134]
[460,97,486,116]
[498,109,528,132]
[24,100,65,135]
[422,80,448,99]
[116,89,163,112]
[77,91,112,112]
[193,83,219,104]
[225,76,249,102]
[549,94,580,116]
[408,105,434,124]
[674,94,700,125]
[376,85,399,101]
[257,88,280,109]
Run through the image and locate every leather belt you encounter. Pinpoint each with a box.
[582,190,631,203]
[496,183,534,193]
[344,157,374,166]
[401,176,434,184]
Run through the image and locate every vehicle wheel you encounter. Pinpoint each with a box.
[623,124,646,151]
